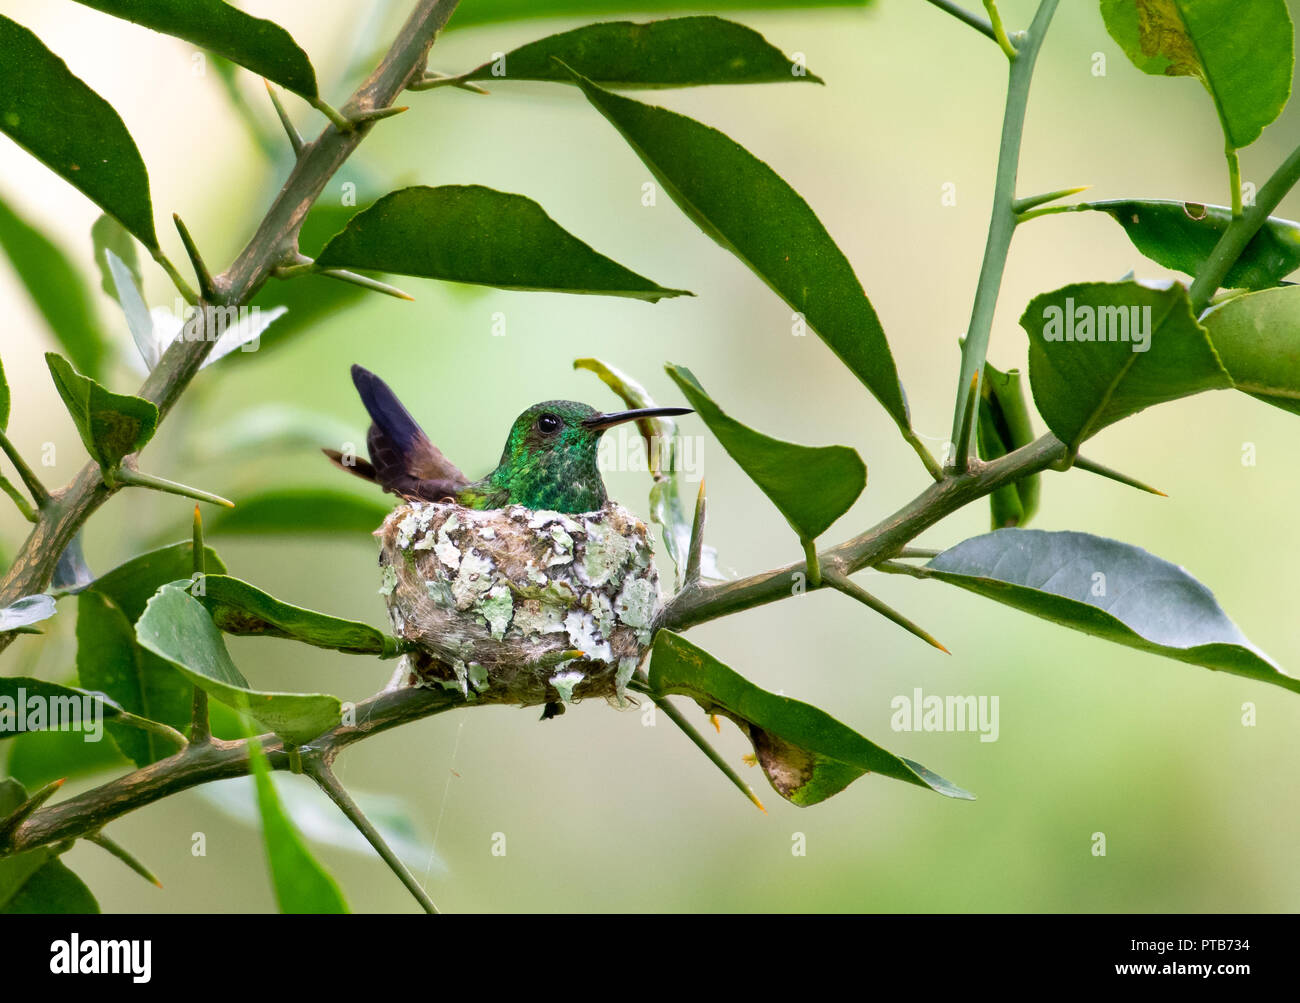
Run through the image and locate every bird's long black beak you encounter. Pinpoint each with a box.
[583,406,693,431]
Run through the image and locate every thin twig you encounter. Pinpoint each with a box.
[303,756,440,914]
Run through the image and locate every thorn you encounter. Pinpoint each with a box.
[263,80,304,156]
[684,480,706,586]
[825,571,950,654]
[709,713,721,733]
[115,467,234,508]
[0,777,66,844]
[172,215,216,300]
[1072,454,1167,497]
[1011,185,1091,215]
[954,372,981,474]
[408,72,489,95]
[317,267,415,301]
[350,104,409,125]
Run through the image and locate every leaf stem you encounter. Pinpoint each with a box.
[902,426,945,481]
[149,247,198,306]
[1190,141,1300,313]
[802,537,822,588]
[303,756,439,914]
[0,430,49,508]
[922,0,998,41]
[983,0,1019,58]
[948,0,1060,472]
[0,474,37,522]
[1227,146,1243,218]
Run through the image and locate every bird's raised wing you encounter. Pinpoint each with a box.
[323,364,470,502]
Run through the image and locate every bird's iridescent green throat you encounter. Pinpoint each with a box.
[460,401,679,512]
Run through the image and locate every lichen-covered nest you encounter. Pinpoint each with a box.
[377,501,660,709]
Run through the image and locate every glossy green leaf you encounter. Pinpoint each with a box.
[0,595,56,632]
[90,212,141,301]
[90,540,226,621]
[0,15,156,246]
[450,0,868,28]
[459,16,820,88]
[76,591,186,766]
[1021,280,1231,450]
[570,71,909,428]
[73,0,318,98]
[195,575,399,656]
[0,676,125,739]
[136,584,342,744]
[0,780,100,914]
[1201,285,1300,415]
[316,185,688,302]
[649,631,972,805]
[45,352,158,472]
[1084,200,1300,291]
[1100,0,1293,149]
[77,541,226,765]
[0,194,109,380]
[667,364,864,542]
[246,736,349,913]
[207,488,392,537]
[921,528,1296,693]
[976,362,1039,529]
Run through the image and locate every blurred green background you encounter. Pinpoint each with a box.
[2,0,1299,912]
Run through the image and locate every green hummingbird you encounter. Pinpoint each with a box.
[324,365,691,513]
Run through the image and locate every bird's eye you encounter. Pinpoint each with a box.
[537,413,562,435]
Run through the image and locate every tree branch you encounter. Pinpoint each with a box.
[0,0,462,644]
[1,685,463,856]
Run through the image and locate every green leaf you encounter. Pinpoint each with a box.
[921,528,1297,694]
[76,591,186,766]
[207,488,392,537]
[45,352,158,472]
[195,575,400,656]
[0,595,55,632]
[4,725,130,788]
[0,780,100,914]
[0,676,126,739]
[569,70,909,429]
[0,352,8,430]
[0,194,109,380]
[459,16,820,88]
[90,540,226,622]
[1201,285,1300,415]
[1021,280,1231,451]
[76,541,227,765]
[1084,199,1300,290]
[648,631,972,805]
[90,212,141,301]
[450,0,869,29]
[315,185,689,302]
[976,362,1039,529]
[246,736,349,913]
[73,0,318,99]
[1100,0,1293,149]
[136,584,342,745]
[0,14,156,246]
[666,364,864,542]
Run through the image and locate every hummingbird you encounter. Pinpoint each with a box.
[324,365,692,514]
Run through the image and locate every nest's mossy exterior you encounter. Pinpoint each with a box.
[378,501,659,707]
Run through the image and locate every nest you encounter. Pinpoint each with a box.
[377,501,660,710]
